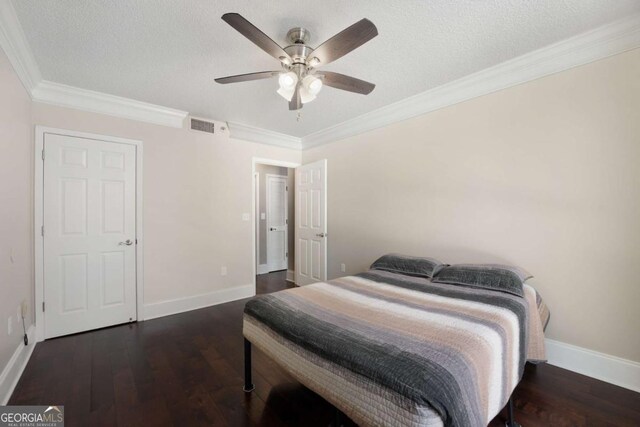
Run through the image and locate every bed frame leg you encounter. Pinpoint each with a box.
[243,338,255,392]
[505,396,521,427]
[331,407,344,427]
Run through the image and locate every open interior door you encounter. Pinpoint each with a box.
[295,159,327,285]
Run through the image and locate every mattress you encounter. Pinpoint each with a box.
[243,269,548,427]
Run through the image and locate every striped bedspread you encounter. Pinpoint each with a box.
[243,270,549,427]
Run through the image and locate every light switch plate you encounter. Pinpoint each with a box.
[7,316,12,335]
[260,212,266,220]
[221,266,228,276]
[341,263,346,273]
[242,213,250,221]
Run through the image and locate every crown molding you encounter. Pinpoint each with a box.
[0,0,41,92]
[32,80,188,128]
[228,122,302,150]
[301,13,640,150]
[0,1,188,128]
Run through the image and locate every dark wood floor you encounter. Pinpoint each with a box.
[10,271,640,426]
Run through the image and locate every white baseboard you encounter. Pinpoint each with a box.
[143,284,255,320]
[286,270,295,283]
[0,325,36,405]
[545,338,640,393]
[257,264,269,275]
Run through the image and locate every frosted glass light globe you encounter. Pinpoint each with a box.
[278,72,298,89]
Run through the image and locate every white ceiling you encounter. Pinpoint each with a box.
[12,0,640,137]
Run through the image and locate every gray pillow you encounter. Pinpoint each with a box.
[432,264,532,297]
[370,254,446,279]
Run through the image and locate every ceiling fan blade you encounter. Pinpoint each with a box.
[320,71,375,95]
[308,19,378,67]
[289,85,302,110]
[215,71,279,84]
[222,13,292,63]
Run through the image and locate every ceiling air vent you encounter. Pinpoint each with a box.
[190,118,215,134]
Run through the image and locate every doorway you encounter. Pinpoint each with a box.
[255,163,295,282]
[251,157,328,293]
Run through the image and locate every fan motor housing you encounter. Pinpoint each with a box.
[284,27,314,64]
[286,27,311,44]
[284,44,313,64]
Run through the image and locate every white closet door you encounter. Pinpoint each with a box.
[43,133,137,338]
[295,159,327,285]
[266,174,288,272]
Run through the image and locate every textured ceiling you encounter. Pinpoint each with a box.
[12,0,640,137]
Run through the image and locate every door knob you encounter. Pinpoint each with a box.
[316,233,327,238]
[269,227,276,231]
[119,239,134,246]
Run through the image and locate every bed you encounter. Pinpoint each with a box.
[243,261,550,427]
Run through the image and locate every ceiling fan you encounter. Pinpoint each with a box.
[214,13,378,111]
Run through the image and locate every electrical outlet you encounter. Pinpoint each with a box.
[21,300,28,318]
[242,213,250,221]
[8,316,12,335]
[10,247,15,263]
[341,263,346,273]
[221,266,227,276]
[17,305,21,321]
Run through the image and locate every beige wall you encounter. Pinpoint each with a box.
[0,48,33,374]
[255,164,294,270]
[31,104,301,306]
[303,49,640,362]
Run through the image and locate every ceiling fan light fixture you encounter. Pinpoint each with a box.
[278,71,298,89]
[277,86,295,102]
[279,56,292,66]
[303,75,323,95]
[308,57,321,67]
[299,86,317,104]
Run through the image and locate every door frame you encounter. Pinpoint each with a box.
[251,157,300,293]
[34,126,144,342]
[265,173,288,272]
[254,172,261,272]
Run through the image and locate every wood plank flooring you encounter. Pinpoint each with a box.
[9,271,640,426]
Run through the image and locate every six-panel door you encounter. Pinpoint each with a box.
[43,133,137,338]
[295,159,327,285]
[266,175,288,272]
